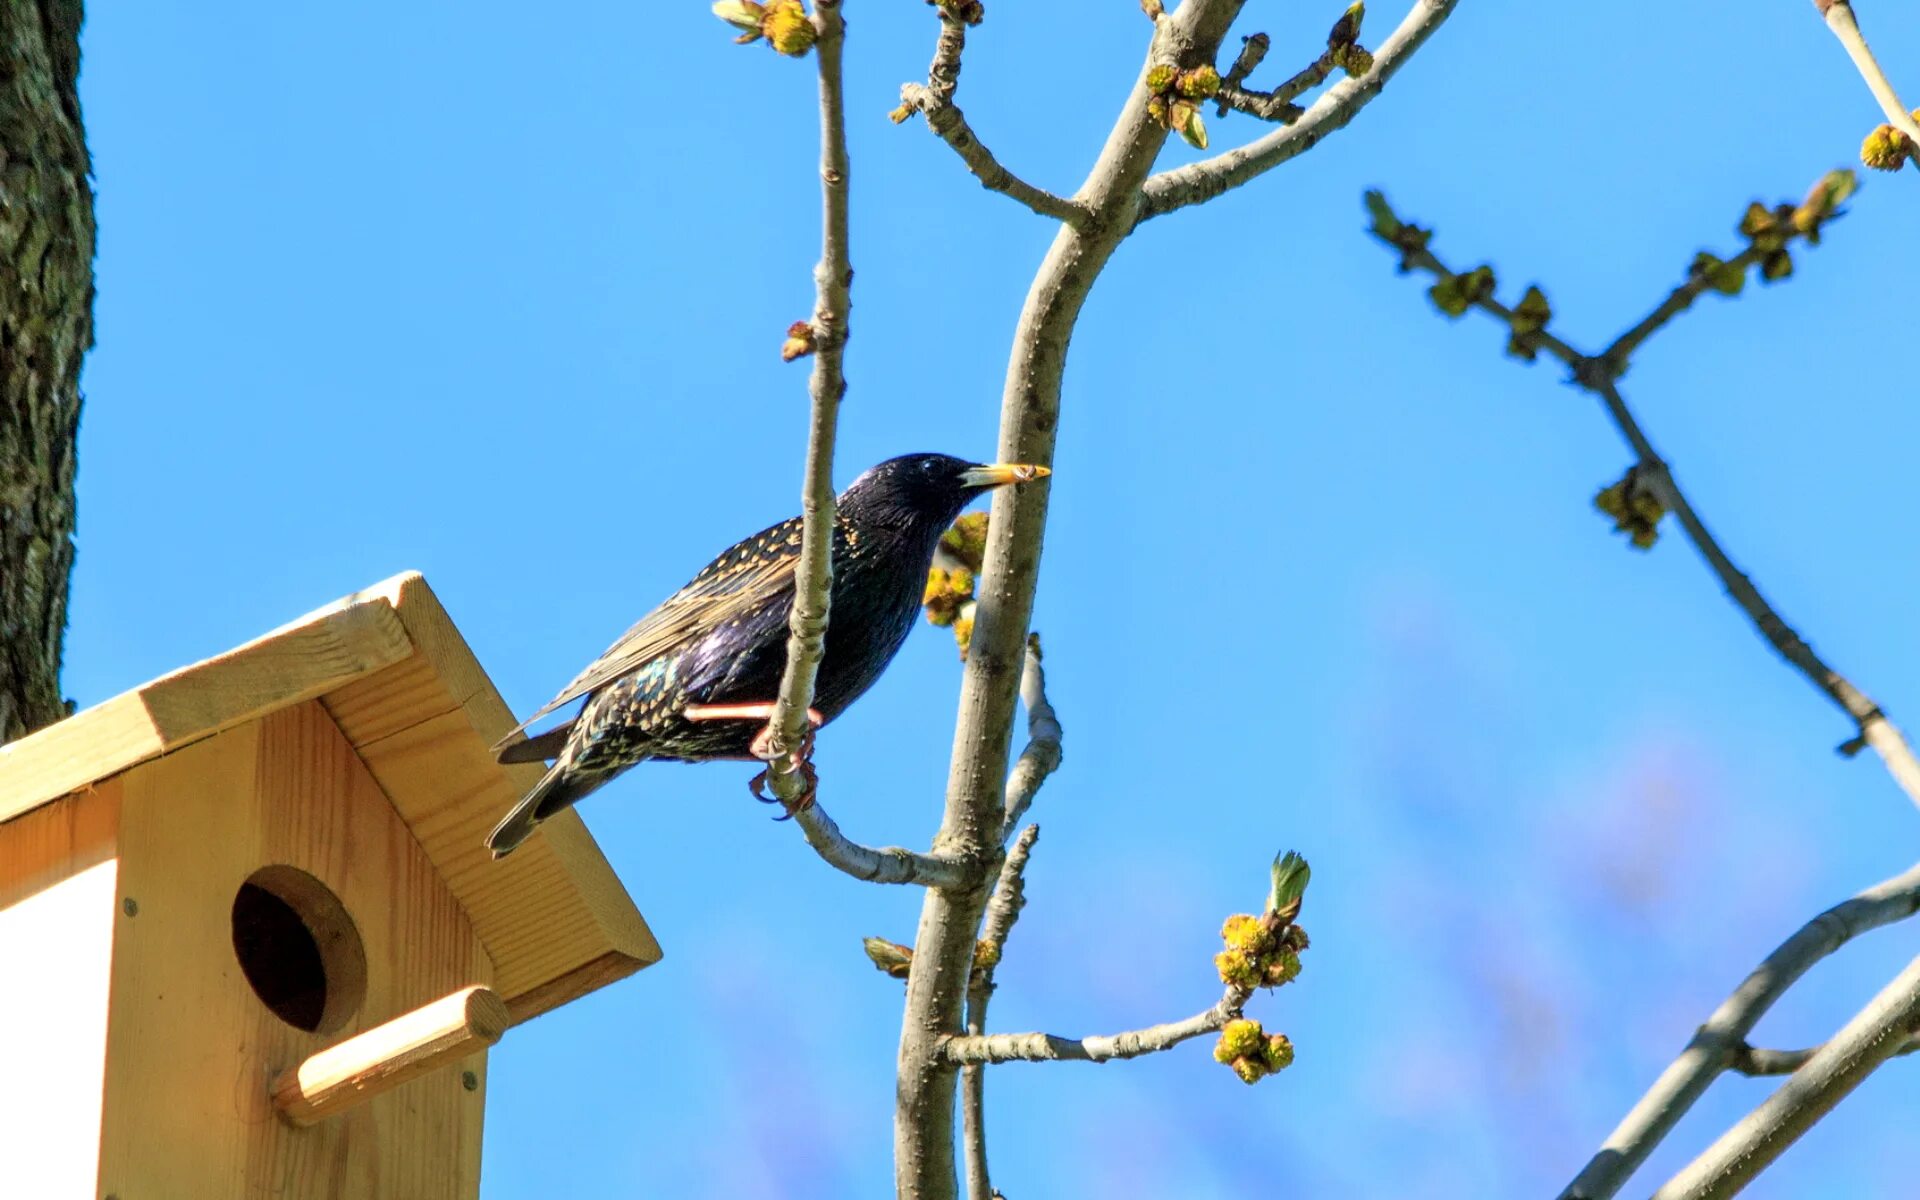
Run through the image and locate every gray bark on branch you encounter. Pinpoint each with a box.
[793,803,972,887]
[893,5,1261,1195]
[897,12,1086,223]
[1137,0,1459,223]
[941,988,1247,1066]
[962,824,1038,1200]
[764,0,852,804]
[1557,859,1920,1200]
[1651,947,1920,1200]
[1814,0,1920,169]
[1000,636,1061,841]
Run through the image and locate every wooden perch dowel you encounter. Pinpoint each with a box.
[272,985,508,1127]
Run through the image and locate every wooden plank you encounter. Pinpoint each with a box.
[323,573,660,1016]
[274,986,510,1127]
[0,597,411,826]
[0,785,122,1200]
[99,704,493,1200]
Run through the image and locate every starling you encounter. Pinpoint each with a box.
[485,452,1050,857]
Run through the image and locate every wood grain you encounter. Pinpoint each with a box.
[99,703,493,1200]
[274,986,509,1127]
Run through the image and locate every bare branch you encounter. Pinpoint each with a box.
[941,987,1248,1066]
[1651,948,1920,1200]
[1728,1032,1920,1077]
[1557,860,1920,1200]
[896,12,1087,223]
[763,0,852,805]
[1001,636,1062,841]
[896,6,1256,1193]
[793,802,972,887]
[1137,0,1459,223]
[1598,246,1768,370]
[1366,198,1920,815]
[963,824,1038,1200]
[1815,0,1920,168]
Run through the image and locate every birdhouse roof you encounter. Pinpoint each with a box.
[0,572,659,1023]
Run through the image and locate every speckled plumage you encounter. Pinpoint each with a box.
[485,453,1047,856]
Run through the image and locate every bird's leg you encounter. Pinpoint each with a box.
[687,703,822,818]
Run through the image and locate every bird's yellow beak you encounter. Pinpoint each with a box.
[960,462,1051,489]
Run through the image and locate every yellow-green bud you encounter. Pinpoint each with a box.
[952,610,975,659]
[1327,1,1364,48]
[863,936,914,979]
[1215,948,1262,989]
[1794,168,1857,232]
[973,939,1000,970]
[1861,124,1911,172]
[1760,250,1793,282]
[939,512,990,571]
[1217,1017,1266,1062]
[1333,44,1374,75]
[1595,470,1665,551]
[1145,64,1178,93]
[1231,1057,1267,1084]
[1146,95,1169,127]
[1264,1033,1295,1071]
[1177,65,1222,99]
[713,0,768,37]
[1690,252,1745,297]
[1429,275,1467,318]
[1171,100,1208,149]
[1263,947,1302,987]
[1221,913,1265,953]
[780,320,816,362]
[888,102,914,124]
[1282,924,1310,953]
[764,0,816,55]
[1267,850,1311,920]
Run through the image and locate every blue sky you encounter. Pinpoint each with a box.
[71,1,1920,1196]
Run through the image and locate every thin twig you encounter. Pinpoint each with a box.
[1556,860,1920,1200]
[1815,0,1920,169]
[763,0,851,805]
[963,825,1039,1200]
[1728,1032,1920,1076]
[1001,636,1062,842]
[941,986,1250,1066]
[1136,0,1459,223]
[1651,947,1920,1200]
[1368,210,1920,814]
[897,13,1087,223]
[793,802,971,887]
[1599,246,1767,370]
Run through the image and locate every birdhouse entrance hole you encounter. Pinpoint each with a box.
[230,866,367,1034]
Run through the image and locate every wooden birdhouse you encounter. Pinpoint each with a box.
[0,573,660,1200]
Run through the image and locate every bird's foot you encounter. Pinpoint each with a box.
[749,759,818,819]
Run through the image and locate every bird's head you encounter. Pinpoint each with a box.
[838,453,1050,532]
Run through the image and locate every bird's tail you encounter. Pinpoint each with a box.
[487,761,597,859]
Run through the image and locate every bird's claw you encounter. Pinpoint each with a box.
[749,760,818,819]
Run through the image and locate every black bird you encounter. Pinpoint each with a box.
[485,452,1049,857]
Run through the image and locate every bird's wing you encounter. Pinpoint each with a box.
[492,516,806,752]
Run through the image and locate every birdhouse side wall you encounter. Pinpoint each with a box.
[0,783,123,1200]
[98,702,494,1200]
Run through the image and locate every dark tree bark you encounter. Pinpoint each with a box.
[0,0,92,743]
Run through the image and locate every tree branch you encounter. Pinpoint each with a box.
[941,986,1249,1066]
[1650,947,1920,1200]
[1727,1032,1920,1077]
[895,6,1255,1195]
[1556,859,1920,1200]
[1000,635,1062,841]
[1365,198,1920,814]
[896,11,1087,223]
[793,802,972,887]
[962,824,1038,1200]
[763,0,852,805]
[1814,0,1920,168]
[1136,0,1459,223]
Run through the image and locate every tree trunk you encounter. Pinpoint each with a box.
[0,0,93,744]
